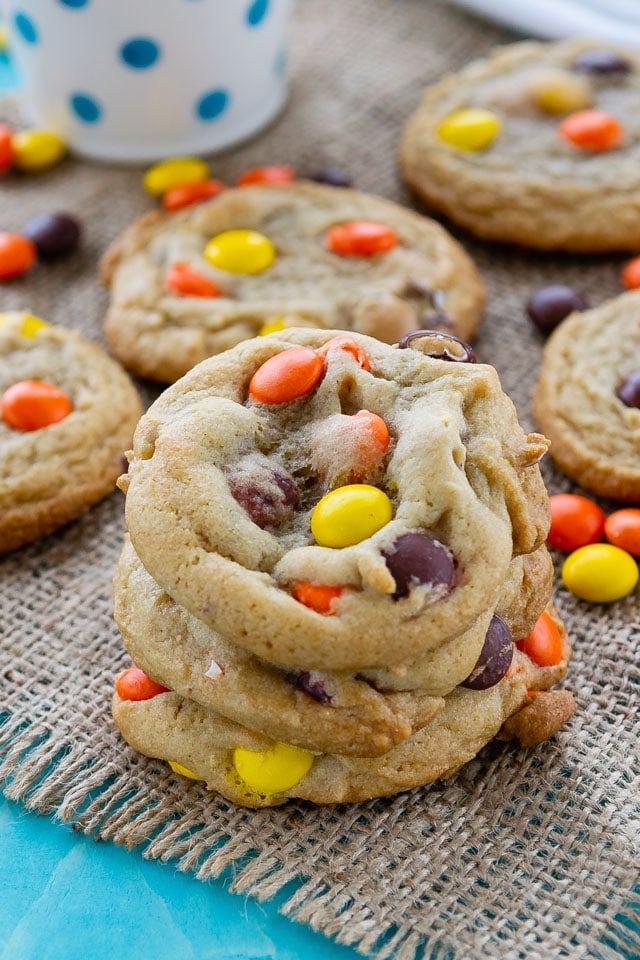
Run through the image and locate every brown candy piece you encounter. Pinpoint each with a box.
[616,370,640,408]
[573,50,631,75]
[526,284,588,335]
[382,532,456,600]
[460,614,513,690]
[296,671,333,705]
[398,329,476,362]
[228,457,300,528]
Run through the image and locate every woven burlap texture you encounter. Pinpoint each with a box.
[1,2,638,958]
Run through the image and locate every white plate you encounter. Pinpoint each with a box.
[446,0,640,46]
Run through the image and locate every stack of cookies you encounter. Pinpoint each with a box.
[112,328,575,807]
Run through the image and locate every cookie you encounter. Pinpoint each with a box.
[0,311,143,553]
[112,539,553,757]
[119,328,551,672]
[111,604,574,807]
[534,291,640,501]
[114,537,445,758]
[400,39,640,251]
[101,182,485,382]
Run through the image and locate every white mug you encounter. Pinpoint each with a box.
[5,0,292,162]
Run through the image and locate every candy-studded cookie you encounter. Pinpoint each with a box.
[101,182,485,382]
[113,539,553,757]
[119,328,550,672]
[111,604,574,807]
[400,39,640,251]
[0,312,143,552]
[534,291,640,501]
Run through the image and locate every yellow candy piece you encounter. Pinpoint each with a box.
[528,69,593,115]
[258,318,287,336]
[311,483,393,548]
[0,23,9,53]
[0,313,48,336]
[232,741,313,796]
[20,314,49,337]
[12,129,67,172]
[204,229,275,275]
[143,156,210,197]
[168,760,204,781]
[436,108,501,151]
[562,544,638,603]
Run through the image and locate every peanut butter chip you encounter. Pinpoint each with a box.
[498,689,576,747]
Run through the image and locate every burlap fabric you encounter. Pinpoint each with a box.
[1,2,638,957]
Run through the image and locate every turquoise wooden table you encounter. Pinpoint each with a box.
[0,797,362,960]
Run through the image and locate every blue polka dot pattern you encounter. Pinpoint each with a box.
[120,37,161,70]
[196,89,229,122]
[70,92,102,123]
[246,0,270,27]
[13,12,38,44]
[58,0,91,8]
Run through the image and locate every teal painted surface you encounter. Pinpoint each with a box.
[0,798,362,960]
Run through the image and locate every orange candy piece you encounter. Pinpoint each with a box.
[0,232,37,281]
[318,335,371,371]
[547,493,606,552]
[1,379,73,431]
[292,582,343,614]
[621,255,640,291]
[558,110,623,151]
[517,611,564,668]
[249,347,325,404]
[236,165,295,187]
[161,178,225,211]
[352,409,390,452]
[0,124,14,175]
[164,262,223,298]
[115,666,169,701]
[326,221,398,257]
[604,509,640,557]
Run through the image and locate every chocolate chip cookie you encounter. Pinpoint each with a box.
[534,290,640,501]
[400,39,640,251]
[0,311,143,552]
[101,182,485,382]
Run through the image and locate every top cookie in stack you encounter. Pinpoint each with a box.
[119,327,550,670]
[112,328,574,806]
